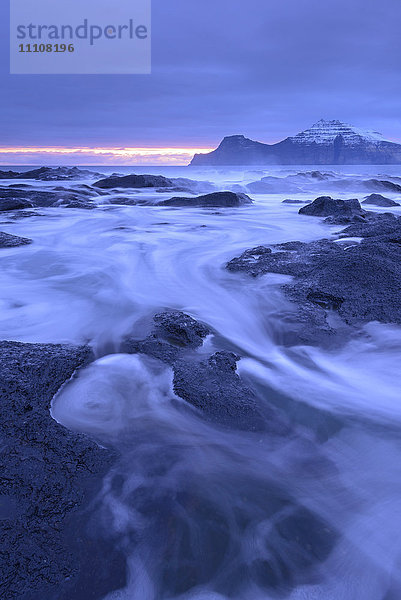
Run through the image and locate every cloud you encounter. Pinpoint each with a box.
[0,146,213,166]
[1,0,400,150]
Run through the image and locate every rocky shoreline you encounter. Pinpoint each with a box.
[1,168,401,598]
[227,196,401,346]
[0,342,123,600]
[0,308,292,599]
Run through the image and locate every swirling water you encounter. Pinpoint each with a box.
[2,165,401,599]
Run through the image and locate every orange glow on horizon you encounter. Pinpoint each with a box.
[0,145,214,165]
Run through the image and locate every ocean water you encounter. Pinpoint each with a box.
[2,166,401,599]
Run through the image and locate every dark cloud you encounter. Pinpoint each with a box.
[1,0,400,148]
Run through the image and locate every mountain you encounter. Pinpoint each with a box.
[190,120,401,165]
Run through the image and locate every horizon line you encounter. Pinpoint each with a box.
[0,146,214,167]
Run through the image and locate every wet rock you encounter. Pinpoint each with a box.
[94,174,215,195]
[362,193,400,207]
[226,233,401,344]
[323,213,368,225]
[173,351,276,432]
[106,197,146,206]
[365,179,401,193]
[122,311,280,432]
[0,232,32,247]
[0,187,94,210]
[156,177,216,195]
[299,196,363,218]
[5,210,42,220]
[6,183,33,188]
[282,198,307,204]
[57,199,96,209]
[52,184,105,197]
[94,174,174,189]
[306,290,344,311]
[339,212,401,238]
[153,310,210,347]
[0,341,120,600]
[291,170,335,181]
[121,310,210,363]
[158,191,253,207]
[0,170,19,179]
[0,167,103,181]
[0,197,33,211]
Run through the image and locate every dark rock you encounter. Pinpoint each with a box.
[0,167,103,181]
[290,170,335,181]
[340,212,401,238]
[0,170,19,179]
[365,179,401,193]
[0,232,32,247]
[94,174,174,189]
[106,197,146,206]
[306,291,344,310]
[0,197,33,212]
[282,199,307,204]
[123,336,183,365]
[0,341,120,600]
[121,310,210,363]
[157,191,252,207]
[0,187,94,210]
[323,214,367,225]
[6,183,34,188]
[362,193,400,207]
[227,241,321,279]
[276,241,306,251]
[299,196,363,218]
[94,174,215,195]
[4,210,43,220]
[153,310,210,347]
[57,199,96,209]
[226,233,401,344]
[173,351,278,432]
[156,177,216,195]
[226,246,272,271]
[122,311,282,432]
[52,185,104,197]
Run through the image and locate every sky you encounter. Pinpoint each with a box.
[1,0,401,164]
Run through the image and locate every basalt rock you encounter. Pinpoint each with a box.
[0,196,33,212]
[299,196,363,218]
[152,310,210,348]
[362,193,400,207]
[94,174,174,189]
[121,310,281,432]
[173,351,283,433]
[339,212,401,238]
[0,167,103,181]
[365,179,401,193]
[226,231,401,345]
[0,232,32,247]
[0,187,95,210]
[121,310,210,363]
[157,191,253,207]
[0,341,122,600]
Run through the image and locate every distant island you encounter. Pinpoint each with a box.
[190,119,401,165]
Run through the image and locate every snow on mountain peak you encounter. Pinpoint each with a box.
[290,119,386,146]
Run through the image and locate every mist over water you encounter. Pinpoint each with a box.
[2,166,401,598]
